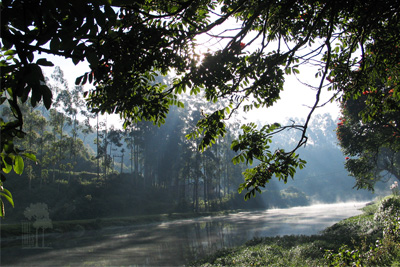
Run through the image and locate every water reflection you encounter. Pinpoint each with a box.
[1,202,367,266]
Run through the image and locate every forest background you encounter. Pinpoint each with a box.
[2,0,399,221]
[0,66,379,222]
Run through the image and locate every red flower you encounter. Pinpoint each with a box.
[240,42,245,49]
[345,157,350,160]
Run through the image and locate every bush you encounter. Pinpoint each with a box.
[375,196,400,224]
[325,196,400,266]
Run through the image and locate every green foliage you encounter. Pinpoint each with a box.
[0,186,14,217]
[186,109,227,152]
[0,97,257,220]
[325,196,400,266]
[232,123,306,200]
[191,235,335,266]
[0,138,36,216]
[337,92,400,190]
[2,0,400,212]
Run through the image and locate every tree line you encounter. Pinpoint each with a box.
[2,0,399,215]
[2,67,253,219]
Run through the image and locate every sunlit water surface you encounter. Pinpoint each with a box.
[1,202,367,266]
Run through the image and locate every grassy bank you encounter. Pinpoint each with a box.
[190,196,400,266]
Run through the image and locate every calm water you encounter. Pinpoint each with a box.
[1,202,367,266]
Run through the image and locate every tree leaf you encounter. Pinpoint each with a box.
[13,155,24,175]
[36,58,54,67]
[2,158,12,174]
[0,200,4,217]
[23,153,37,163]
[50,37,61,51]
[85,48,99,67]
[75,75,84,85]
[41,85,53,109]
[0,189,14,208]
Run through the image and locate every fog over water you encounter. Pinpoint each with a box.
[1,202,367,266]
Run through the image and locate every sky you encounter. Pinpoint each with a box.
[42,50,341,130]
[39,7,342,129]
[191,13,342,125]
[245,69,341,124]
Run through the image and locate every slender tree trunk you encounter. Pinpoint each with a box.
[193,177,198,213]
[109,141,113,172]
[120,154,124,174]
[35,228,38,247]
[130,144,133,174]
[52,162,56,183]
[134,144,139,184]
[203,158,208,211]
[96,115,100,179]
[39,135,44,188]
[58,115,64,173]
[103,122,108,180]
[224,163,228,196]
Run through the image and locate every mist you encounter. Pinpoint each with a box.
[0,72,383,266]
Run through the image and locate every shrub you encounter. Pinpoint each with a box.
[375,196,400,224]
[325,196,400,266]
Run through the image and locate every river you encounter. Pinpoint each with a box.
[1,202,367,266]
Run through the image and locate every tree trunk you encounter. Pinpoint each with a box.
[203,157,208,211]
[121,154,124,174]
[96,115,100,179]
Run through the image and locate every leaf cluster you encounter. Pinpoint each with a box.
[231,123,306,200]
[337,88,400,190]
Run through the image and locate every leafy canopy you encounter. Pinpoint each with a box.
[1,0,400,206]
[337,89,400,191]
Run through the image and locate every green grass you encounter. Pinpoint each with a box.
[190,197,400,267]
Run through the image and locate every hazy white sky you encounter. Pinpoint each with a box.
[245,70,340,124]
[191,14,341,125]
[38,6,342,130]
[42,52,340,129]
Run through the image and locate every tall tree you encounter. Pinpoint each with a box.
[107,127,123,172]
[337,91,400,190]
[123,126,138,178]
[67,85,86,162]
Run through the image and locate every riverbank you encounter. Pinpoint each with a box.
[190,196,400,266]
[1,201,374,266]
